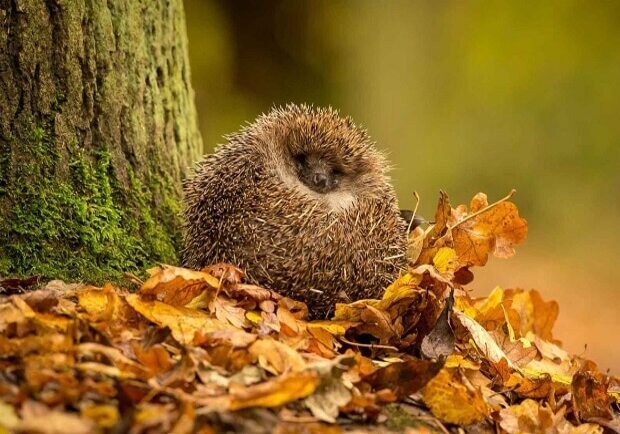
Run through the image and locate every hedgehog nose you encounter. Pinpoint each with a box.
[312,172,328,190]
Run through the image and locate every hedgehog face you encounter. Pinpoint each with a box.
[293,152,343,194]
[256,106,391,211]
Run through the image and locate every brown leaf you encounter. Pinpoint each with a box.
[140,265,220,306]
[503,373,555,399]
[365,358,443,399]
[489,330,538,368]
[572,368,613,422]
[420,289,455,360]
[0,275,40,294]
[201,263,245,285]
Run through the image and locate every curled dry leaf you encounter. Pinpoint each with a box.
[454,310,517,369]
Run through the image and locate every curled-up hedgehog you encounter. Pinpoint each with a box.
[182,104,408,318]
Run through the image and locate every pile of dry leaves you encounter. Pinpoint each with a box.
[1,191,618,433]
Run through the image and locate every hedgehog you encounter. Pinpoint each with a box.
[182,104,409,318]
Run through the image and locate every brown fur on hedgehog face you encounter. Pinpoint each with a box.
[182,104,408,318]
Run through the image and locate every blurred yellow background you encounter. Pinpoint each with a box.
[184,1,620,373]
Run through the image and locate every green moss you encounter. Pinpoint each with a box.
[383,404,437,433]
[0,123,180,283]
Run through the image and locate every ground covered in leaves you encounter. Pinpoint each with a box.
[1,192,618,433]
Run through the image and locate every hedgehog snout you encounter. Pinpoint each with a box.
[296,154,343,194]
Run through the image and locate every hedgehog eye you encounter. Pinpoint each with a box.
[293,154,307,171]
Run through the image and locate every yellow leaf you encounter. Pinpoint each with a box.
[307,321,357,336]
[377,272,422,310]
[245,310,262,324]
[521,360,573,386]
[126,294,255,347]
[229,371,319,410]
[76,284,123,321]
[422,368,488,425]
[145,264,221,289]
[80,405,119,429]
[432,247,456,273]
[445,354,480,370]
[453,296,478,319]
[333,300,380,321]
[0,401,19,431]
[475,286,503,316]
[12,297,72,332]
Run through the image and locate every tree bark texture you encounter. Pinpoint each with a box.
[0,0,203,281]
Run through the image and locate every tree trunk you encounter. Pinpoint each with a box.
[0,0,203,281]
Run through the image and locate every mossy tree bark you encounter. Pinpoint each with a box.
[0,0,202,281]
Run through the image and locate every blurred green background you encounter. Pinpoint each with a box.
[183,0,620,372]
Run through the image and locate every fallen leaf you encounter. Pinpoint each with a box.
[453,310,517,369]
[451,193,528,267]
[365,358,443,399]
[140,265,220,306]
[126,294,255,347]
[499,399,603,434]
[229,371,319,410]
[572,368,613,422]
[420,289,455,360]
[422,368,488,425]
[249,338,307,374]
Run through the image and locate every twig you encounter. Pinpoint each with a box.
[339,336,399,351]
[416,415,451,434]
[123,272,143,286]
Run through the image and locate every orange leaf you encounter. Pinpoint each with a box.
[229,371,319,410]
[451,193,527,267]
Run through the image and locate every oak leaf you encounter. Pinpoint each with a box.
[450,193,528,267]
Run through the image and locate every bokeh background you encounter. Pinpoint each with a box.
[183,0,620,372]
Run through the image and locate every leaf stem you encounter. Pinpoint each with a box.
[406,191,421,237]
[339,336,399,351]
